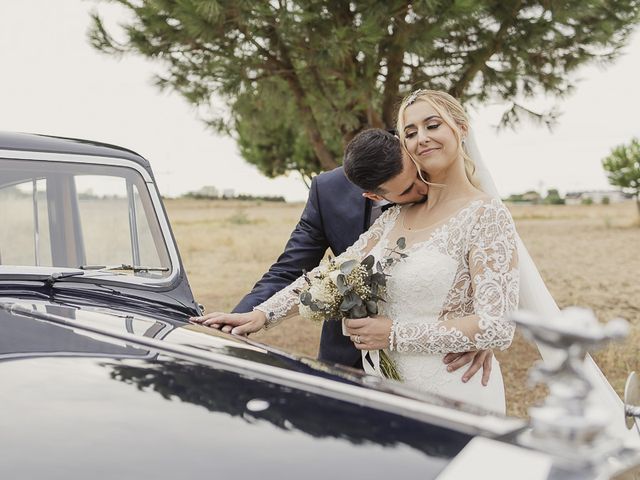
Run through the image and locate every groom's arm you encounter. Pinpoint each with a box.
[232,176,329,313]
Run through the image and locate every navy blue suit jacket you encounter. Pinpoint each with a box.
[233,167,371,368]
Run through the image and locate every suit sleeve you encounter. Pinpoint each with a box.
[232,176,330,313]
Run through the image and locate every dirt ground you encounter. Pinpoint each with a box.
[166,199,640,418]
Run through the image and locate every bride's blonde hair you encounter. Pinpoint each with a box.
[396,89,479,188]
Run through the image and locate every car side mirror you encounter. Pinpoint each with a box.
[624,372,640,431]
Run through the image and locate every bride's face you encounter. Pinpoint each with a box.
[402,100,462,175]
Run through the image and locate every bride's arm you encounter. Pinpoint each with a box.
[255,207,398,329]
[392,202,519,354]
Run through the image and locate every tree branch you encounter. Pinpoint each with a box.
[449,3,522,99]
[266,25,337,170]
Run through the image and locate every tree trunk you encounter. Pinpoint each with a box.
[284,73,338,171]
[267,26,338,171]
[381,8,410,128]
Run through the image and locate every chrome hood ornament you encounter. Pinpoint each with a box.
[625,372,640,431]
[510,306,639,469]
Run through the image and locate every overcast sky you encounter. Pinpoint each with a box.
[1,1,639,201]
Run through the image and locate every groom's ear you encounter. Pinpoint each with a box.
[363,191,385,202]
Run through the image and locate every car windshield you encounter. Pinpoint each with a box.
[0,158,171,280]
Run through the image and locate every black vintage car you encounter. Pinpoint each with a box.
[0,132,637,479]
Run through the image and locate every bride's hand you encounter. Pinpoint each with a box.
[189,310,267,336]
[344,316,393,350]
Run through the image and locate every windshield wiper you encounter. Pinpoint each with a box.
[79,264,170,273]
[45,270,85,287]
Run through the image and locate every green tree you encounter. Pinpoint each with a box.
[89,1,640,180]
[544,188,565,205]
[602,138,640,216]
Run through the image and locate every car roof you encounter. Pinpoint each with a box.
[0,131,150,169]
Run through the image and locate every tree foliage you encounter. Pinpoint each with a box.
[602,137,640,215]
[544,188,565,205]
[89,0,640,178]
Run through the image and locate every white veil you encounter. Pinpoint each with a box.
[466,130,639,445]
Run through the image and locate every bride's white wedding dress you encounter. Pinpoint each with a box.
[256,197,518,414]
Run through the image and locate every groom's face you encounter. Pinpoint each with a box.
[366,152,429,205]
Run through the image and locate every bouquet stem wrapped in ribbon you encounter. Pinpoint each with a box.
[296,238,407,381]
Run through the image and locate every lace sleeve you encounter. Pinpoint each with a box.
[393,201,519,353]
[255,206,399,329]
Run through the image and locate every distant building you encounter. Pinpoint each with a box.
[565,190,630,205]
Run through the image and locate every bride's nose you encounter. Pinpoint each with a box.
[418,128,431,144]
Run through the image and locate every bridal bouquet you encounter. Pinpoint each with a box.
[295,238,408,380]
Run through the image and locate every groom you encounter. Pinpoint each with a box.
[225,129,492,383]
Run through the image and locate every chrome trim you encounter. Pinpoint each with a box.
[0,150,180,288]
[0,299,526,437]
[0,149,153,181]
[0,351,155,362]
[32,178,40,266]
[126,179,141,266]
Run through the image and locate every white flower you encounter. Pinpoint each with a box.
[309,283,331,304]
[327,270,342,287]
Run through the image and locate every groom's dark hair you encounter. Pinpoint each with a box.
[343,129,403,194]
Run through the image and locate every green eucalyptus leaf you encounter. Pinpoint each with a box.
[365,300,378,315]
[336,274,349,294]
[343,291,364,310]
[396,237,406,249]
[340,259,358,275]
[361,255,375,270]
[351,304,368,318]
[300,291,312,305]
[340,299,355,311]
[371,272,386,286]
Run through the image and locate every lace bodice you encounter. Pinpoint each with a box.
[256,198,519,355]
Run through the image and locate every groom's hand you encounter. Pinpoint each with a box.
[443,350,493,386]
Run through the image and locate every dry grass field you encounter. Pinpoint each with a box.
[166,198,640,418]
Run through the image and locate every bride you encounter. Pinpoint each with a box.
[338,89,517,413]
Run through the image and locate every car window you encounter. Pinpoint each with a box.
[76,175,132,267]
[0,159,171,280]
[0,178,52,266]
